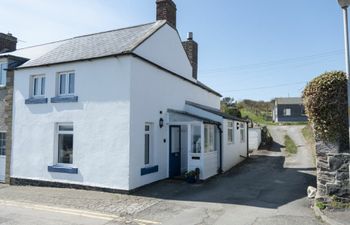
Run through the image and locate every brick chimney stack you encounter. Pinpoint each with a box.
[156,0,177,28]
[182,32,198,79]
[0,33,17,53]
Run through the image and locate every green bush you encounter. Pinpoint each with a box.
[261,126,273,148]
[302,71,349,150]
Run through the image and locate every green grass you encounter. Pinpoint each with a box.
[302,124,314,141]
[316,201,327,210]
[302,124,316,165]
[284,135,298,154]
[240,109,274,125]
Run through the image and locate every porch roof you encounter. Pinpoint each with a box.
[185,101,249,123]
[167,109,221,125]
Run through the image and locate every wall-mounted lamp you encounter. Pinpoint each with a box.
[159,118,164,128]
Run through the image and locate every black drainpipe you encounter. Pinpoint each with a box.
[217,123,223,173]
[246,121,249,158]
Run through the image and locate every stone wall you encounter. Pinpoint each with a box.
[4,70,13,183]
[316,141,350,203]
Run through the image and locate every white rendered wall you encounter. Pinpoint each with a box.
[12,57,132,190]
[248,128,262,151]
[128,57,220,190]
[134,24,194,81]
[222,120,248,172]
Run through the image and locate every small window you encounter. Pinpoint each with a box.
[204,124,215,153]
[57,123,73,164]
[227,121,234,144]
[0,132,5,156]
[144,123,153,165]
[58,72,75,96]
[32,75,46,97]
[0,63,7,87]
[240,123,245,143]
[283,108,291,116]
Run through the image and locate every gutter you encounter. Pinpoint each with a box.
[246,122,249,158]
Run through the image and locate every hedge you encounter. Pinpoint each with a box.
[302,71,349,150]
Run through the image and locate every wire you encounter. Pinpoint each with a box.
[221,81,307,93]
[200,50,343,76]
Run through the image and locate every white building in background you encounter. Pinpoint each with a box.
[2,0,248,191]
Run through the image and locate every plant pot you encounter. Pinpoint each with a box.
[186,176,196,184]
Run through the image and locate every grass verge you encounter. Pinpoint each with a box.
[284,135,297,154]
[302,124,316,165]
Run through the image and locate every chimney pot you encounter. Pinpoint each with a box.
[187,32,193,40]
[0,32,17,53]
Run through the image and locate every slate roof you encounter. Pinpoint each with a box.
[0,21,167,68]
[274,97,303,105]
[0,20,222,97]
[186,101,248,122]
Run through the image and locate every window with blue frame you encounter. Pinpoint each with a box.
[0,63,8,87]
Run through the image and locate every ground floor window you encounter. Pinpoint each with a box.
[283,108,291,116]
[240,123,245,143]
[144,123,153,165]
[0,132,5,156]
[204,124,215,153]
[227,121,234,144]
[57,124,73,164]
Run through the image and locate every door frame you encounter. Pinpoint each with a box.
[169,125,181,178]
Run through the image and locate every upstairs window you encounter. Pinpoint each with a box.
[58,72,75,96]
[0,63,7,87]
[32,75,46,98]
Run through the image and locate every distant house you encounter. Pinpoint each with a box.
[272,97,307,123]
[1,0,249,192]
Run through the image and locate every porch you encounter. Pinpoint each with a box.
[167,109,221,180]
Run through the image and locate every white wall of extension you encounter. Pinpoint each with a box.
[11,57,132,190]
[221,119,248,172]
[128,58,219,190]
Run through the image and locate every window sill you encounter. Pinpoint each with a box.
[48,165,78,174]
[141,165,158,176]
[25,98,48,104]
[51,96,78,103]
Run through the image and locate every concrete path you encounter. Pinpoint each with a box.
[0,125,323,225]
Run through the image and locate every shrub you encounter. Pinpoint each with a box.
[302,71,349,151]
[261,126,273,148]
[284,135,297,154]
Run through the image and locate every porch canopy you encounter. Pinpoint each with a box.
[167,109,221,180]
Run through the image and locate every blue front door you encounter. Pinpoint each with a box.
[169,126,181,178]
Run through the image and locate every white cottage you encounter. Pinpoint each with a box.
[3,0,248,191]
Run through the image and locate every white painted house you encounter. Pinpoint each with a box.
[2,0,248,191]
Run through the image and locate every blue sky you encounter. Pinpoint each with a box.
[1,0,346,101]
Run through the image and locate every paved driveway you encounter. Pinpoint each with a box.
[0,126,323,225]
